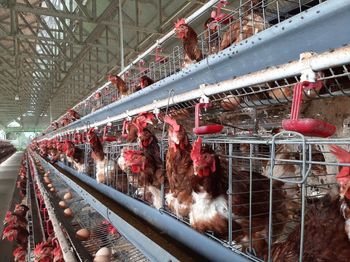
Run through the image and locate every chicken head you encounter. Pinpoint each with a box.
[330,145,350,199]
[164,116,189,149]
[175,18,189,39]
[63,140,75,158]
[191,137,216,177]
[122,149,145,174]
[2,225,17,241]
[13,246,27,262]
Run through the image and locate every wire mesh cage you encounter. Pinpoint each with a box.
[58,129,350,261]
[45,0,330,129]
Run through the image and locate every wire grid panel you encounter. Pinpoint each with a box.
[199,134,350,261]
[51,0,327,126]
[69,202,148,262]
[47,167,149,262]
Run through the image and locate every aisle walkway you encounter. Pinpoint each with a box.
[0,152,23,236]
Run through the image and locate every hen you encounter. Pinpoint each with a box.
[118,113,163,208]
[14,204,29,217]
[108,74,129,97]
[220,10,265,50]
[175,18,203,67]
[270,145,350,261]
[13,246,27,262]
[34,241,53,262]
[118,148,162,208]
[164,116,193,218]
[2,224,29,246]
[138,75,154,90]
[87,127,116,185]
[190,137,287,258]
[4,211,28,228]
[67,108,80,121]
[63,140,85,172]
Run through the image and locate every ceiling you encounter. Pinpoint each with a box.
[0,0,208,132]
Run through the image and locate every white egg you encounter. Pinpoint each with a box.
[63,192,72,200]
[93,247,112,262]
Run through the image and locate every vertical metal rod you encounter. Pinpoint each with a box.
[248,143,253,252]
[119,0,125,70]
[228,143,233,246]
[298,142,308,262]
[267,137,276,262]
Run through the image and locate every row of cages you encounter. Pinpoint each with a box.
[37,129,350,261]
[30,155,149,262]
[49,0,328,130]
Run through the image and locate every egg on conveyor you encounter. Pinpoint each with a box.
[63,192,72,200]
[47,183,53,188]
[50,187,56,192]
[76,228,91,241]
[43,177,51,184]
[63,208,73,218]
[44,172,49,177]
[93,247,112,262]
[58,201,67,209]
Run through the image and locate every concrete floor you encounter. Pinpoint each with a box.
[0,152,23,236]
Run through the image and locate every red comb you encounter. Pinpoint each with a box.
[175,18,186,28]
[123,149,143,161]
[191,137,202,161]
[5,211,12,220]
[164,116,180,132]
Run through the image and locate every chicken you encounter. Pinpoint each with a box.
[164,116,193,218]
[175,18,203,67]
[123,112,155,143]
[108,74,129,97]
[67,108,80,121]
[47,140,61,164]
[60,116,71,127]
[220,12,265,50]
[330,145,350,237]
[51,121,59,130]
[262,143,328,220]
[189,137,229,237]
[87,128,116,185]
[118,149,162,208]
[34,241,53,262]
[190,137,287,258]
[4,211,28,228]
[270,145,350,261]
[63,140,85,172]
[2,225,29,246]
[14,204,29,217]
[13,246,27,262]
[136,75,154,91]
[204,17,220,55]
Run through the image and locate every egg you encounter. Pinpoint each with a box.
[47,183,53,188]
[76,229,90,241]
[63,192,72,200]
[63,208,73,218]
[43,177,51,184]
[50,187,56,192]
[44,172,49,177]
[93,247,112,262]
[58,201,67,209]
